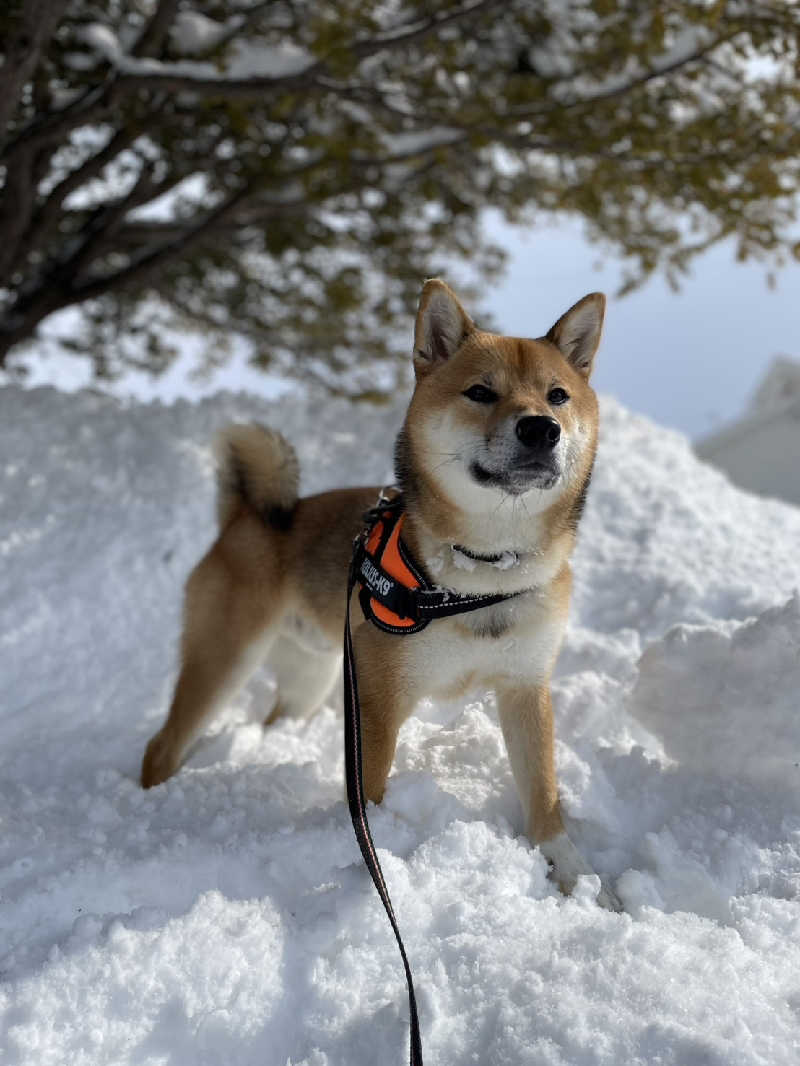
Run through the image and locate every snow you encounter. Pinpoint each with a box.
[630,595,800,788]
[81,21,314,82]
[2,384,800,1064]
[225,41,315,81]
[170,12,230,56]
[381,126,464,157]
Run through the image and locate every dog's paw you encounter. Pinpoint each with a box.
[539,832,622,912]
[594,877,624,913]
[140,731,180,789]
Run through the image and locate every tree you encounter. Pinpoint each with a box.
[2,0,799,393]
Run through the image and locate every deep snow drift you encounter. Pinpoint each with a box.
[1,384,799,1065]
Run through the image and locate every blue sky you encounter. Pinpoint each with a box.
[485,212,800,439]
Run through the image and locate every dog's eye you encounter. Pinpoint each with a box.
[548,387,569,406]
[463,384,498,404]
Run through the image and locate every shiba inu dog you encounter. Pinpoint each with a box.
[141,279,618,908]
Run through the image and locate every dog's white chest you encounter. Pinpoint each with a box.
[408,594,566,696]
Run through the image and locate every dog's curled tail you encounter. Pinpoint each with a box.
[213,423,299,530]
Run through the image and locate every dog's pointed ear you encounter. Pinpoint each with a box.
[413,279,474,377]
[546,293,605,377]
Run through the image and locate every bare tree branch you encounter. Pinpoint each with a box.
[132,0,181,58]
[0,0,70,145]
[2,80,123,164]
[348,0,504,60]
[1,128,143,288]
[0,144,38,285]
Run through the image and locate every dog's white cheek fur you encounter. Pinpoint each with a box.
[561,419,591,478]
[416,408,497,513]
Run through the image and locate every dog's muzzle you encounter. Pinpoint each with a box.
[471,416,563,493]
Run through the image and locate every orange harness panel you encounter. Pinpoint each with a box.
[360,508,428,633]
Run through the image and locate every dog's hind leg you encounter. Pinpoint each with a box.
[264,634,341,725]
[141,522,284,788]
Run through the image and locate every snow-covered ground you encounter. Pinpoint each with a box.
[1,384,800,1065]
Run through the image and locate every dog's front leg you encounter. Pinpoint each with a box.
[352,625,416,804]
[496,683,564,843]
[496,684,621,910]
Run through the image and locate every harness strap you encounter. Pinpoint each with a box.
[415,586,516,617]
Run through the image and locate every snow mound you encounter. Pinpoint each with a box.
[629,595,800,787]
[2,384,800,1065]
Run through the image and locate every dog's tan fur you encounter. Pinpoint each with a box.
[141,280,618,907]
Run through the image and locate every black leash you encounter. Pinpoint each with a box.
[343,495,523,1064]
[344,554,424,1066]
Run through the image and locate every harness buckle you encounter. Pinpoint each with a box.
[361,486,403,529]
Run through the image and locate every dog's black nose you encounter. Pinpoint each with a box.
[515,415,561,449]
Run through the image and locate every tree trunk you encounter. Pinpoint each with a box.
[0,288,70,368]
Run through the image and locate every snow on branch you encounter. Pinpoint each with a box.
[81,22,316,83]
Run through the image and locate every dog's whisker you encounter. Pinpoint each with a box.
[430,455,460,474]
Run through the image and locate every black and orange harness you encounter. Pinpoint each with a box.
[343,491,524,1066]
[353,492,519,634]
